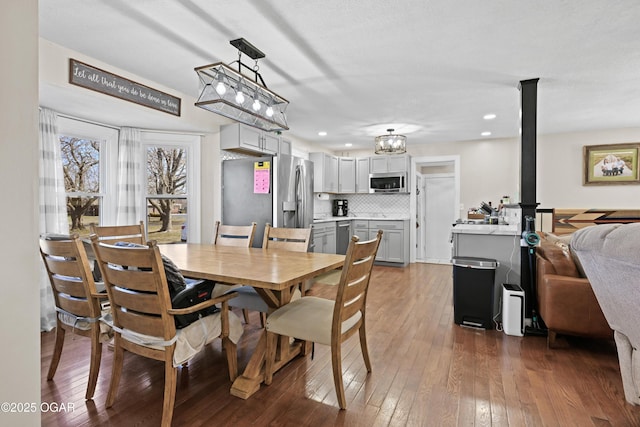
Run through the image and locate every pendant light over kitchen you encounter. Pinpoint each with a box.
[374,128,407,154]
[194,38,289,132]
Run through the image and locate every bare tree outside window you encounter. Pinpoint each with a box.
[146,147,187,233]
[60,136,100,231]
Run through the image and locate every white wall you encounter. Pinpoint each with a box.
[538,128,640,208]
[1,1,40,425]
[346,127,640,214]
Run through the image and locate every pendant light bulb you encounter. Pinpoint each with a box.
[235,90,245,104]
[252,98,261,111]
[215,81,226,96]
[266,105,274,117]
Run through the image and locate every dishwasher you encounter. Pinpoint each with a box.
[336,220,351,255]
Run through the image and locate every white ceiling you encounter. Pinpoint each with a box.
[39,0,640,151]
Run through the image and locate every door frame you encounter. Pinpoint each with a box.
[410,155,460,263]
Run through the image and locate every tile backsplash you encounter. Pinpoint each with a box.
[314,193,410,217]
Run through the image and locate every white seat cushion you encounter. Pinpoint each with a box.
[111,311,243,366]
[265,296,361,346]
[228,286,269,312]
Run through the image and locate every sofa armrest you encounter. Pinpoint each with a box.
[537,274,611,338]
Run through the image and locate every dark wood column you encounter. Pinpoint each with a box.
[519,78,540,318]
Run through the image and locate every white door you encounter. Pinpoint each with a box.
[424,174,455,263]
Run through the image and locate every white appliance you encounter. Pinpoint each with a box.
[222,155,314,248]
[502,283,525,336]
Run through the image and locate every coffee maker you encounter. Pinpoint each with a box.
[332,199,348,217]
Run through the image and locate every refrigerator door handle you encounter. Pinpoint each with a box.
[295,165,303,228]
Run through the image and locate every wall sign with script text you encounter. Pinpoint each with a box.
[69,59,181,116]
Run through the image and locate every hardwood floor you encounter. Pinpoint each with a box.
[41,263,640,426]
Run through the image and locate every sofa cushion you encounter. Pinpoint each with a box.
[541,232,586,277]
[537,241,580,277]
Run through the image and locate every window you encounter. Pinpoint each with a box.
[58,117,117,235]
[142,132,200,244]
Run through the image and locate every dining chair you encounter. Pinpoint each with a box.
[209,221,262,324]
[90,236,242,427]
[40,233,107,400]
[228,223,312,327]
[264,231,382,409]
[89,221,145,245]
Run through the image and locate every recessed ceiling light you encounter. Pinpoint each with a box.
[318,131,327,136]
[483,113,497,120]
[481,131,492,137]
[345,143,353,147]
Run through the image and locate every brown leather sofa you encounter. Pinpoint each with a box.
[535,235,612,347]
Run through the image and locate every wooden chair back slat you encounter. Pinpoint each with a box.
[262,223,311,252]
[110,286,164,315]
[116,309,166,338]
[214,221,257,247]
[51,277,88,299]
[103,268,160,293]
[90,222,146,246]
[57,295,93,318]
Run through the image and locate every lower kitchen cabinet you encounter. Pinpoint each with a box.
[312,221,336,254]
[354,219,409,265]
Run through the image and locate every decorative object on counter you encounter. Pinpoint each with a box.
[374,129,406,154]
[583,142,639,185]
[195,38,289,132]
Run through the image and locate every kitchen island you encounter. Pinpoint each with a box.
[451,223,521,322]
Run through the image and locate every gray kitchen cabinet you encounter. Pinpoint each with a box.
[355,157,369,193]
[220,123,280,155]
[369,154,410,174]
[359,219,409,265]
[309,153,339,193]
[338,157,356,193]
[280,138,292,155]
[312,221,336,254]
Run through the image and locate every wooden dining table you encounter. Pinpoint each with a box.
[159,243,345,399]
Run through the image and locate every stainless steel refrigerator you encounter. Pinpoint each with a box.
[222,154,314,248]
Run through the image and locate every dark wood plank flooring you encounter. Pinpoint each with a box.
[41,263,640,426]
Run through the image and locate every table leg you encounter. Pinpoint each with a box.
[230,286,303,399]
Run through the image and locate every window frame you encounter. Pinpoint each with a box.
[57,117,118,226]
[140,131,201,243]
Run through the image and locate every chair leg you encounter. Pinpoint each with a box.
[264,331,278,385]
[161,356,178,427]
[47,324,65,381]
[85,328,103,400]
[242,309,250,324]
[223,337,238,381]
[358,323,372,373]
[259,312,267,328]
[106,336,125,408]
[331,341,347,409]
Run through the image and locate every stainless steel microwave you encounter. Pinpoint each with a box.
[369,172,408,193]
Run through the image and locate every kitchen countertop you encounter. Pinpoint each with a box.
[313,215,410,223]
[450,223,520,236]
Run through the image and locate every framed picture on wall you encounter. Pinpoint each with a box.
[583,142,640,185]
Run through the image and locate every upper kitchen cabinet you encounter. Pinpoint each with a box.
[355,157,369,193]
[338,157,356,193]
[310,152,338,193]
[220,123,281,155]
[370,154,411,174]
[280,138,292,156]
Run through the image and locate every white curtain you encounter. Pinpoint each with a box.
[39,108,69,331]
[116,127,143,225]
